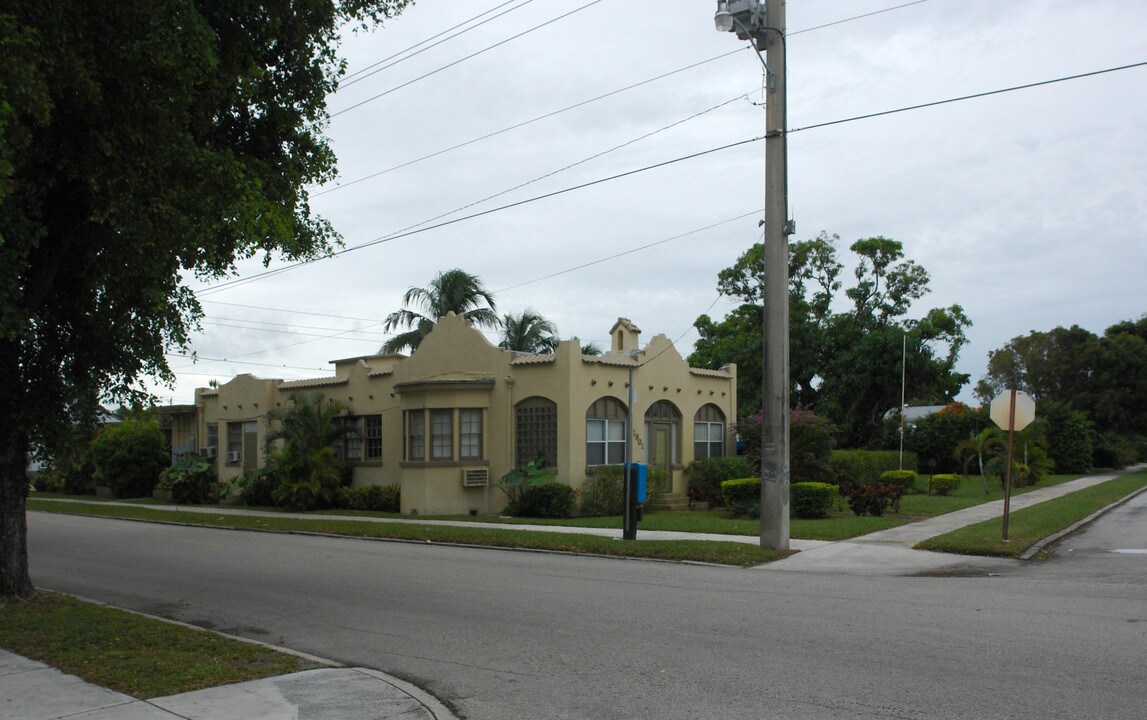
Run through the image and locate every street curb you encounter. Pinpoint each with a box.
[38,590,462,719]
[1019,483,1147,560]
[44,589,343,668]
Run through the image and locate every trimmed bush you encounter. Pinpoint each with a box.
[684,456,752,508]
[721,477,760,518]
[880,469,918,494]
[511,482,577,518]
[930,474,960,496]
[879,469,917,511]
[90,420,168,498]
[790,482,836,519]
[335,484,400,513]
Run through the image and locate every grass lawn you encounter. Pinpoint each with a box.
[916,471,1147,557]
[26,499,787,567]
[0,592,319,698]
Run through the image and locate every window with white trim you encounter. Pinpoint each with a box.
[693,404,726,459]
[586,397,627,466]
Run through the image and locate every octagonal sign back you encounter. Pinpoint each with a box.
[991,390,1035,431]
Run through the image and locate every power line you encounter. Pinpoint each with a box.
[315,0,936,197]
[198,135,764,295]
[188,209,762,362]
[339,94,751,245]
[330,0,606,118]
[786,60,1147,136]
[313,49,741,197]
[340,0,536,88]
[494,209,763,293]
[200,59,1146,296]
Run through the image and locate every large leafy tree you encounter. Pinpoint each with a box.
[0,0,411,598]
[690,232,971,446]
[975,318,1147,438]
[499,310,560,354]
[381,268,500,354]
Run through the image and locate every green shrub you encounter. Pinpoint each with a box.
[1037,400,1093,473]
[90,420,168,498]
[237,467,279,506]
[510,482,577,518]
[578,465,667,516]
[790,482,836,519]
[789,408,836,484]
[580,466,623,516]
[930,474,960,496]
[880,469,917,490]
[887,405,989,474]
[498,453,555,511]
[721,477,760,518]
[158,457,225,504]
[335,484,400,513]
[684,456,752,508]
[1092,432,1141,470]
[880,469,918,504]
[832,450,915,487]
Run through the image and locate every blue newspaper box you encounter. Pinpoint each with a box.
[625,462,648,504]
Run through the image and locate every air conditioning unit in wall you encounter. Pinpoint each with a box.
[201,446,218,459]
[461,468,489,487]
[226,451,242,463]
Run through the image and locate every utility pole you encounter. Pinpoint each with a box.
[759,1,790,551]
[714,0,790,550]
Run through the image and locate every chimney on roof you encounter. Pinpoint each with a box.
[609,318,641,355]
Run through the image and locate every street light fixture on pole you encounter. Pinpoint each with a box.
[714,0,791,551]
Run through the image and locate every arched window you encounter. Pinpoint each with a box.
[586,397,627,466]
[694,404,726,459]
[516,397,557,468]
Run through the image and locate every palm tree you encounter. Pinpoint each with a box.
[264,393,348,510]
[954,427,1005,494]
[573,337,603,356]
[499,310,560,354]
[382,269,499,354]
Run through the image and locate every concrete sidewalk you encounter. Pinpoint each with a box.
[1,650,457,720]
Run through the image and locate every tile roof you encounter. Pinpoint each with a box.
[278,375,348,390]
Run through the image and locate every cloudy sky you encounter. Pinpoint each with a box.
[156,0,1147,409]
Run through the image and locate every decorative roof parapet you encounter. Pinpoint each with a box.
[278,374,348,390]
[688,366,734,378]
[583,354,639,367]
[510,353,557,365]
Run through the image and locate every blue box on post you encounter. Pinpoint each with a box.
[625,462,648,504]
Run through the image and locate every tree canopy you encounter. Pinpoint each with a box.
[690,232,971,447]
[0,0,411,598]
[976,317,1147,441]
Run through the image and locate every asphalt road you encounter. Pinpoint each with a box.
[26,511,1146,720]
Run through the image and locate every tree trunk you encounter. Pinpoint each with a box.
[0,426,34,598]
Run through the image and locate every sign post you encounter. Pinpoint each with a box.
[990,390,1036,540]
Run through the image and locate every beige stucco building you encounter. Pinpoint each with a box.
[191,315,736,515]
